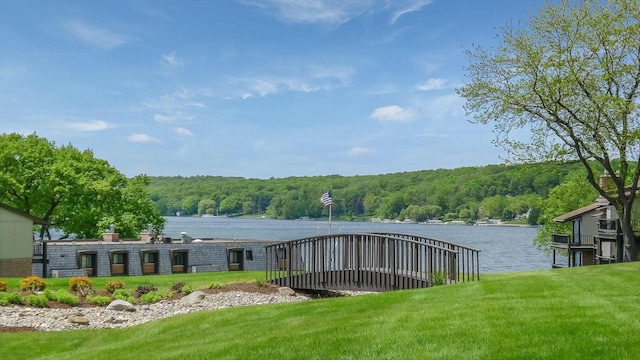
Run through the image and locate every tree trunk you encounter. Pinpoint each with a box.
[620,204,638,262]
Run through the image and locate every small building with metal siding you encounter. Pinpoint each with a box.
[34,239,278,278]
[0,203,45,277]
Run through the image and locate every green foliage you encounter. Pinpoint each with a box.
[457,0,640,260]
[112,289,133,302]
[54,290,80,307]
[104,280,125,294]
[26,294,48,308]
[68,276,92,296]
[139,290,173,304]
[181,285,193,296]
[0,280,6,292]
[431,271,448,286]
[0,133,166,239]
[20,275,46,293]
[0,291,23,306]
[87,295,112,306]
[42,288,57,301]
[148,163,582,222]
[209,282,224,289]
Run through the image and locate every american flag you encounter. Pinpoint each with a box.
[320,190,332,206]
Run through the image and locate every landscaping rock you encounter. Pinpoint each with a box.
[278,287,296,296]
[67,315,89,325]
[106,300,136,312]
[180,291,206,306]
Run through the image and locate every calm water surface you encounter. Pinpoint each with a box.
[163,217,551,273]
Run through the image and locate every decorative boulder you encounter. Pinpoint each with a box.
[180,291,206,306]
[278,287,296,296]
[106,300,136,312]
[68,315,89,325]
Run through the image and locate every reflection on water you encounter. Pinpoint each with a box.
[164,217,551,273]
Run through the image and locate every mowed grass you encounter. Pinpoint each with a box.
[1,263,639,360]
[2,270,265,293]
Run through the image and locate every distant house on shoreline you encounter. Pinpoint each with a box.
[550,175,639,267]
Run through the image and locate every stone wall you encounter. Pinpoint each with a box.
[34,241,278,277]
[0,258,32,278]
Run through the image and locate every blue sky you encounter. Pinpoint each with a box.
[1,0,545,179]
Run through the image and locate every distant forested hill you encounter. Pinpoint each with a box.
[147,162,588,223]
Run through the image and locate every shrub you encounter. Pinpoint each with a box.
[255,279,268,287]
[105,280,125,293]
[69,276,92,296]
[181,285,192,296]
[43,288,57,301]
[135,284,157,297]
[55,289,80,307]
[171,281,185,293]
[0,292,17,306]
[5,291,23,305]
[20,275,47,293]
[0,280,6,292]
[209,282,224,289]
[87,295,112,306]
[26,294,48,308]
[139,290,173,304]
[112,289,133,302]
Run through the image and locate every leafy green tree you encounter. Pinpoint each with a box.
[479,196,508,219]
[0,133,164,238]
[198,198,217,215]
[458,0,640,260]
[181,195,199,215]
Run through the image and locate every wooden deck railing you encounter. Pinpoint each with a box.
[551,234,596,246]
[266,233,480,292]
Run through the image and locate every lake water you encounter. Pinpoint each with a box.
[163,217,552,274]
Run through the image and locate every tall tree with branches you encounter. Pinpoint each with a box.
[457,0,640,261]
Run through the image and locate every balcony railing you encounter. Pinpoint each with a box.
[598,219,617,231]
[551,234,596,246]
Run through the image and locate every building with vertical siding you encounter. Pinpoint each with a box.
[0,202,45,278]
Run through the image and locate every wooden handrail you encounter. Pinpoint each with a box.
[266,232,480,292]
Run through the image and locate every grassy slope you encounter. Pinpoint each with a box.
[1,263,639,360]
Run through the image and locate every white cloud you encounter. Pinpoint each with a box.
[239,0,432,28]
[64,21,127,49]
[141,89,210,115]
[371,105,415,122]
[236,65,353,99]
[390,0,432,25]
[238,0,372,26]
[415,78,447,91]
[128,133,160,143]
[161,52,183,68]
[173,127,193,136]
[66,119,113,131]
[348,146,372,156]
[154,114,176,122]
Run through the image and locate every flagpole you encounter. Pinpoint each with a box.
[329,203,332,235]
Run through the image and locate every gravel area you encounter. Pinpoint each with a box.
[0,290,311,332]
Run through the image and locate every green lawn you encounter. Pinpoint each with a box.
[1,263,639,360]
[2,270,266,293]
